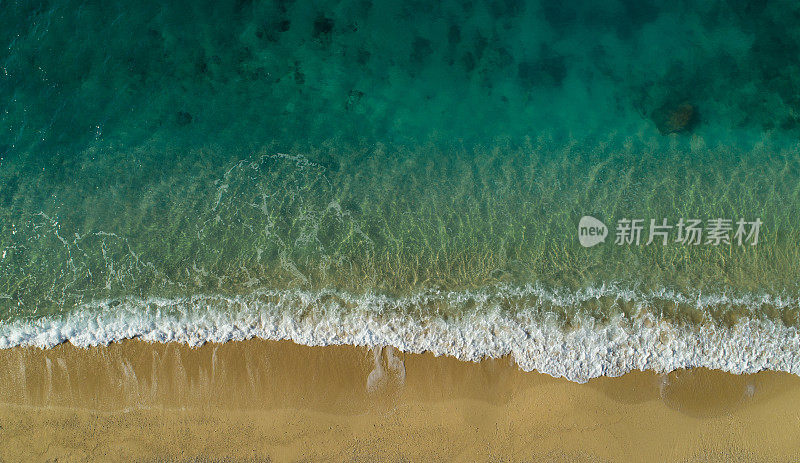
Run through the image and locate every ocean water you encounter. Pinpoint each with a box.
[2,0,800,382]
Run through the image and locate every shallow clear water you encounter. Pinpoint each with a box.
[2,0,800,380]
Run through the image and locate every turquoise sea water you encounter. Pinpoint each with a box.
[2,0,800,380]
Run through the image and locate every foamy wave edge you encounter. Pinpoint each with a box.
[1,285,799,383]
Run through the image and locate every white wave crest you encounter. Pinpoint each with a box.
[1,285,798,383]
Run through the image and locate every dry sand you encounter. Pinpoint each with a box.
[0,339,798,462]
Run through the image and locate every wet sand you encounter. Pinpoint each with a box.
[0,339,798,462]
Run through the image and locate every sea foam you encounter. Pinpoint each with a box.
[1,285,798,383]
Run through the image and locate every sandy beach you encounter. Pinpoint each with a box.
[0,340,798,462]
[6,1,800,461]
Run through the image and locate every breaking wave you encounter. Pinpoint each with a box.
[2,284,799,383]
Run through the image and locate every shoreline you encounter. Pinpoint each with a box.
[1,339,799,461]
[4,287,800,383]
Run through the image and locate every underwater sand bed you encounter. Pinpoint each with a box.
[3,134,800,314]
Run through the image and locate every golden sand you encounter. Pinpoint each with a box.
[0,339,798,462]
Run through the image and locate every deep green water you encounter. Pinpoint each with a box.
[2,1,800,378]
